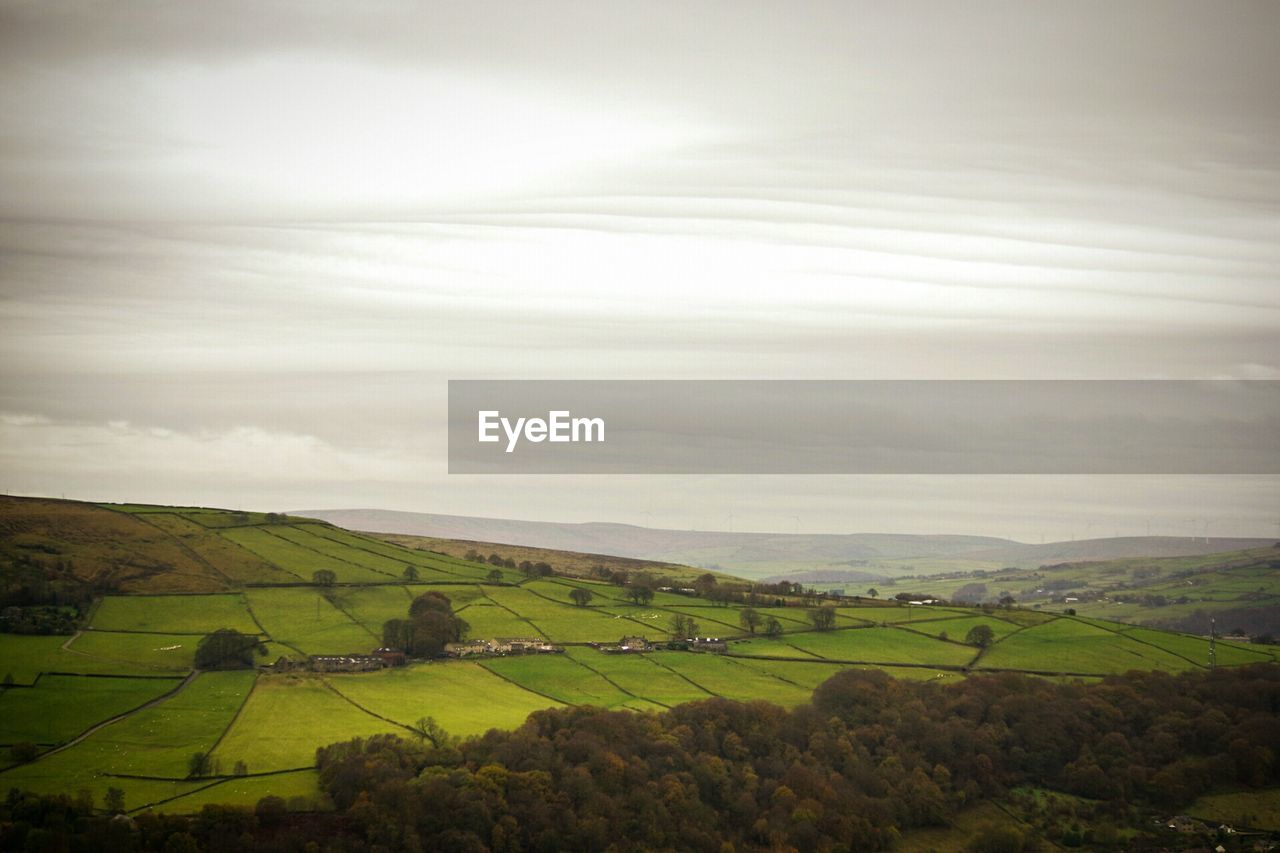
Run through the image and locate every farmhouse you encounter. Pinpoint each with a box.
[445,640,491,657]
[690,637,728,652]
[309,654,385,673]
[602,635,652,653]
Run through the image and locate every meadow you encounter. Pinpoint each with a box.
[1,497,1276,819]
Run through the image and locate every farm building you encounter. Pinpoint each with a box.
[372,647,406,666]
[445,640,491,657]
[602,635,652,653]
[690,637,727,652]
[309,654,386,673]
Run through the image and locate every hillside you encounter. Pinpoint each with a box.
[296,507,1273,578]
[1,495,1277,825]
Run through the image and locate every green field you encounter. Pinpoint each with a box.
[975,618,1201,675]
[0,670,255,806]
[245,587,378,655]
[327,662,564,737]
[2,497,1277,817]
[211,675,399,773]
[91,593,259,635]
[0,674,182,747]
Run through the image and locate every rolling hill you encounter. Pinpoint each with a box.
[1,494,1276,822]
[296,507,1274,579]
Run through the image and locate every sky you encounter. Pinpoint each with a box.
[1,1,1278,540]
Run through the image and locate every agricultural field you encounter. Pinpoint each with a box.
[1,496,1277,819]
[90,593,259,635]
[0,674,182,749]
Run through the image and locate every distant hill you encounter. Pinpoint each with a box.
[298,508,1274,578]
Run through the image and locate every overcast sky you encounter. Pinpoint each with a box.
[1,1,1277,539]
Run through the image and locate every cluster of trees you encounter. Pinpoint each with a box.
[304,664,1280,852]
[381,591,468,658]
[194,628,267,669]
[462,550,554,580]
[0,550,94,631]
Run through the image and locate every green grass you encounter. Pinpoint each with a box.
[90,594,259,635]
[147,769,325,814]
[326,662,563,738]
[0,634,173,682]
[975,618,1201,675]
[66,631,198,671]
[646,652,817,706]
[245,588,378,655]
[0,670,255,807]
[291,524,487,582]
[211,675,399,773]
[482,654,656,710]
[484,586,652,642]
[564,648,714,707]
[456,601,546,640]
[731,626,979,667]
[1187,788,1280,831]
[0,675,182,746]
[1116,625,1274,667]
[903,615,1021,643]
[132,513,298,584]
[324,584,413,636]
[217,527,391,584]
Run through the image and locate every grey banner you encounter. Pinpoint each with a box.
[447,380,1280,474]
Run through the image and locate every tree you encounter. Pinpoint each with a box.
[486,568,504,584]
[402,564,419,581]
[9,741,38,763]
[104,787,125,815]
[739,607,761,634]
[965,624,995,648]
[383,618,414,651]
[627,584,655,606]
[764,617,783,638]
[194,628,266,669]
[312,569,336,587]
[233,760,248,776]
[671,613,699,639]
[810,606,836,631]
[187,751,218,778]
[411,716,455,748]
[998,594,1016,608]
[255,795,287,827]
[867,588,879,599]
[569,588,594,607]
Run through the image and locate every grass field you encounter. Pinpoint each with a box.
[66,630,199,671]
[3,496,1278,818]
[90,593,259,635]
[0,670,255,805]
[0,634,175,682]
[1188,788,1280,831]
[327,662,564,737]
[731,626,980,667]
[211,675,399,773]
[974,617,1203,675]
[245,587,378,655]
[0,674,182,746]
